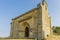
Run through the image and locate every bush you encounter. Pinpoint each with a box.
[52,26,60,35]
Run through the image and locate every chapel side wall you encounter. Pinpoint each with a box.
[10,9,38,39]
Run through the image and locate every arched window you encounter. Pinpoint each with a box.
[25,27,29,37]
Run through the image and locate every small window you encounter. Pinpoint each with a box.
[45,6,47,10]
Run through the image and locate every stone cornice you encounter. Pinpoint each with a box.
[18,16,32,23]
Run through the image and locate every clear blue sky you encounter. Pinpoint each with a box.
[0,0,60,37]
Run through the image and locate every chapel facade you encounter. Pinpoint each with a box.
[10,0,51,40]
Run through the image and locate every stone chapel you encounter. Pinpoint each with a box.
[10,0,51,40]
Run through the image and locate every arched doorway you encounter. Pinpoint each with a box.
[25,27,29,37]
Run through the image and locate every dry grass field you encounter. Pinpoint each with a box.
[0,35,60,40]
[0,38,35,40]
[46,35,60,40]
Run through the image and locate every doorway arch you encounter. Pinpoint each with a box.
[22,22,30,38]
[25,27,29,37]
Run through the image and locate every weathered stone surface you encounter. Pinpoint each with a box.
[9,0,51,40]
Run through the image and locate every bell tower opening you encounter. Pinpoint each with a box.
[25,27,29,37]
